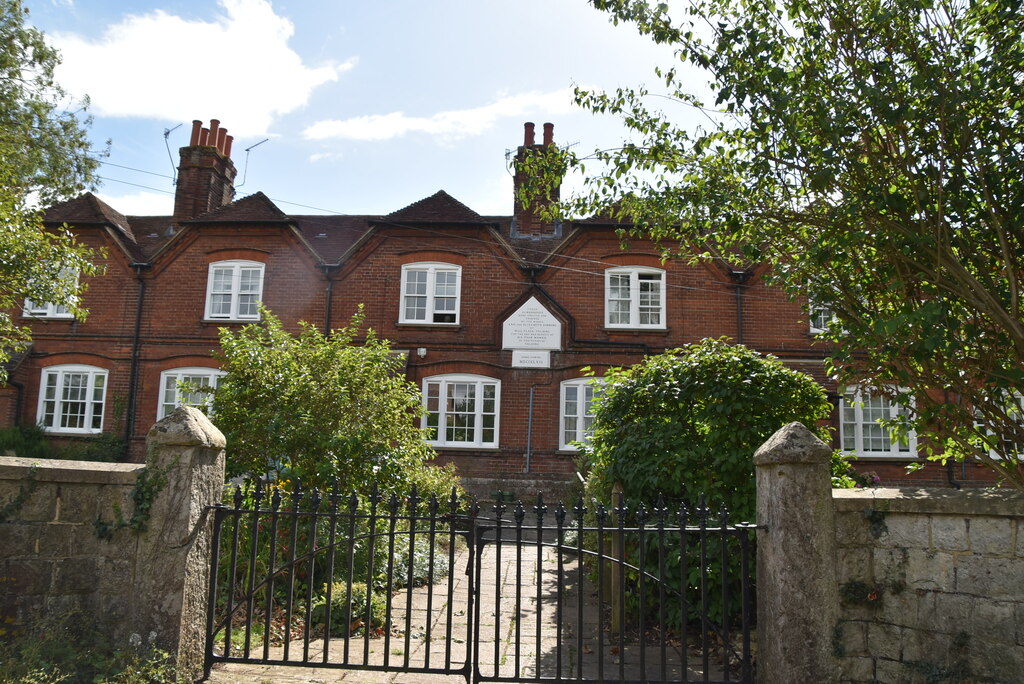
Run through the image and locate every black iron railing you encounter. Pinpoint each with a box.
[205,484,757,684]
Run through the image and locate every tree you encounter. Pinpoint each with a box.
[212,306,445,495]
[522,0,1024,485]
[0,0,103,380]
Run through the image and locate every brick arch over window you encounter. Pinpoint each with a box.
[204,248,270,264]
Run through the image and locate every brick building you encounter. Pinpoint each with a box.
[0,119,992,494]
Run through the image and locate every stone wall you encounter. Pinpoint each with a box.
[0,456,145,626]
[0,406,224,679]
[832,487,1024,683]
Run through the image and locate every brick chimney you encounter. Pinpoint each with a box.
[173,119,237,222]
[512,121,561,237]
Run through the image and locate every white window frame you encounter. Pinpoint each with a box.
[158,367,225,420]
[840,388,917,459]
[604,266,666,329]
[204,260,264,321]
[808,299,833,334]
[560,378,605,450]
[422,374,499,448]
[399,262,461,325]
[37,364,108,434]
[23,269,78,319]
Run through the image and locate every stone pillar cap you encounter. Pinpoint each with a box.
[753,421,831,466]
[147,406,226,449]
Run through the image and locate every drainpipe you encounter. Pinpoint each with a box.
[320,264,337,335]
[124,263,150,458]
[730,269,752,344]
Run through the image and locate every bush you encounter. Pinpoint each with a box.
[0,610,181,683]
[0,423,125,462]
[310,581,387,637]
[579,338,832,625]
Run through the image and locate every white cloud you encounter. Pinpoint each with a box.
[51,0,351,137]
[302,89,578,142]
[96,190,171,217]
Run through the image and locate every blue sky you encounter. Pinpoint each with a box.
[25,1,704,216]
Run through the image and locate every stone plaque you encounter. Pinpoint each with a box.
[512,350,551,368]
[502,297,561,350]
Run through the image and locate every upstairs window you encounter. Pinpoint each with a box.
[158,367,225,419]
[37,364,107,434]
[423,374,499,448]
[205,260,263,321]
[24,269,78,319]
[809,300,834,333]
[605,267,665,329]
[840,388,916,458]
[560,378,604,450]
[400,263,461,324]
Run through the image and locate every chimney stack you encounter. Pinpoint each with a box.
[513,121,561,237]
[172,118,238,223]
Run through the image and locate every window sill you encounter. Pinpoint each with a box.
[22,315,75,321]
[844,452,919,461]
[41,429,104,436]
[202,318,260,325]
[397,322,462,329]
[429,444,501,452]
[603,326,670,334]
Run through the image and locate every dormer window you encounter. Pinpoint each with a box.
[400,262,461,325]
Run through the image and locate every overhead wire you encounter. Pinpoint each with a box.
[92,162,792,304]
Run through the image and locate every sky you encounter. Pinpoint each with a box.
[25,0,707,217]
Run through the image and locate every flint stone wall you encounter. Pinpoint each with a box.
[833,487,1024,683]
[0,406,224,679]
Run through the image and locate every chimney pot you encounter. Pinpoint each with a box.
[216,128,228,155]
[189,120,203,146]
[208,119,221,147]
[199,127,209,146]
[224,135,234,159]
[543,122,554,146]
[524,122,536,146]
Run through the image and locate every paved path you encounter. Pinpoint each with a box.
[205,544,714,683]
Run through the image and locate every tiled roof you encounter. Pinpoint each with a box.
[183,191,288,223]
[43,192,134,241]
[291,215,377,263]
[384,190,486,224]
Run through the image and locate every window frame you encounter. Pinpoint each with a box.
[422,374,499,448]
[839,387,917,459]
[399,262,462,325]
[604,266,666,329]
[37,364,108,434]
[157,367,226,420]
[204,260,264,321]
[808,299,833,334]
[560,377,605,451]
[23,269,78,319]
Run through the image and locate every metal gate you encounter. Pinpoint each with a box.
[204,484,757,683]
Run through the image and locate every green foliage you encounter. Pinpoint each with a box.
[581,339,831,522]
[311,581,387,637]
[532,0,1024,485]
[0,610,181,683]
[212,306,442,495]
[0,0,105,381]
[0,424,125,463]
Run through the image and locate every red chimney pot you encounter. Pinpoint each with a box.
[216,127,228,155]
[524,122,536,146]
[208,119,221,148]
[543,122,554,146]
[224,135,234,159]
[199,127,210,146]
[189,120,202,146]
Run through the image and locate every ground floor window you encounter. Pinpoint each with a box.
[38,364,107,434]
[840,388,916,458]
[560,378,604,450]
[158,367,225,419]
[423,374,499,448]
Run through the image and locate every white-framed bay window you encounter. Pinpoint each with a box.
[605,266,665,329]
[400,262,461,324]
[840,388,916,458]
[560,377,604,450]
[37,364,107,434]
[158,367,225,419]
[205,260,264,321]
[423,374,499,448]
